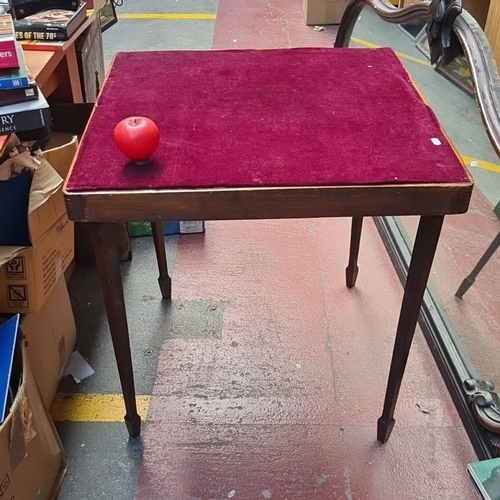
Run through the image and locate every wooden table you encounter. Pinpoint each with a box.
[64,48,474,439]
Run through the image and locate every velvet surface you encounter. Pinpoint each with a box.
[67,48,469,192]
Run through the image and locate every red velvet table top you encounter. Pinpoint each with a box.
[66,48,469,193]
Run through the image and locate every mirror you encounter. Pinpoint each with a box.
[350,5,500,400]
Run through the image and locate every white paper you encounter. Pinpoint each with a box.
[63,351,95,384]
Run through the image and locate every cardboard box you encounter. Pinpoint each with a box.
[0,340,66,500]
[43,134,79,180]
[43,134,80,279]
[303,0,351,25]
[0,139,77,313]
[20,277,77,408]
[0,210,74,314]
[0,139,62,249]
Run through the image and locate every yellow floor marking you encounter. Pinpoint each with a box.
[351,36,430,66]
[350,36,380,49]
[118,13,217,20]
[51,394,151,422]
[462,155,500,174]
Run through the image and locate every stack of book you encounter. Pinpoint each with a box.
[0,13,50,136]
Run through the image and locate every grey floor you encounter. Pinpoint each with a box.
[56,4,500,500]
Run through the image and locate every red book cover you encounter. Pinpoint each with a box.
[0,15,19,69]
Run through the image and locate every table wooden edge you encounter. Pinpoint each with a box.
[63,181,474,222]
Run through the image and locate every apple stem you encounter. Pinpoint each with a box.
[134,158,151,165]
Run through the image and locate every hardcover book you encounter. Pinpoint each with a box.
[9,0,79,20]
[14,2,87,41]
[0,41,28,89]
[467,457,500,500]
[0,14,19,69]
[0,73,38,105]
[0,90,51,134]
[0,134,10,157]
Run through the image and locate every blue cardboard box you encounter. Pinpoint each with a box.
[0,169,32,246]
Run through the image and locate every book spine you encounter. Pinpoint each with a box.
[15,29,69,42]
[0,105,51,135]
[0,40,19,69]
[0,85,38,106]
[0,75,29,90]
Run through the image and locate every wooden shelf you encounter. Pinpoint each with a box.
[22,4,104,102]
[20,9,96,52]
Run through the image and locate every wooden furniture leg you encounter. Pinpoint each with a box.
[377,215,444,443]
[151,221,172,299]
[90,222,141,438]
[346,217,363,288]
[455,230,500,298]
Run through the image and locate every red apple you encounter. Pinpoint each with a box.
[114,116,160,164]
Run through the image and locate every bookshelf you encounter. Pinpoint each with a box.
[22,1,106,103]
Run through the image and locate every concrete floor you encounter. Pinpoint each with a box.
[53,1,500,498]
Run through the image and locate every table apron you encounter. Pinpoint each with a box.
[64,182,473,222]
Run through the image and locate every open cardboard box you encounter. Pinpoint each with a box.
[0,337,66,500]
[43,134,79,179]
[0,138,75,313]
[21,276,77,408]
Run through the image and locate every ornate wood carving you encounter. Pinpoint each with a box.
[334,0,430,49]
[464,380,500,434]
[453,11,500,169]
[426,0,463,64]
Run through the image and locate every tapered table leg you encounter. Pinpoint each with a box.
[90,222,141,438]
[455,230,500,298]
[377,215,444,443]
[151,221,172,299]
[346,217,363,288]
